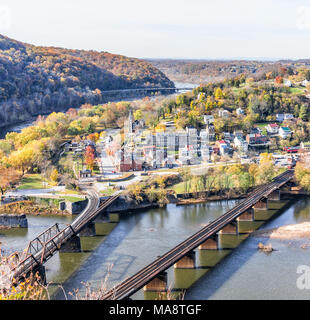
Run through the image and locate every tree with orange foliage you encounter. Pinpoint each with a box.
[0,166,21,201]
[85,146,95,170]
[275,76,283,84]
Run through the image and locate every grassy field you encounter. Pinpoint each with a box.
[289,87,305,95]
[18,174,49,190]
[100,188,116,196]
[61,196,85,203]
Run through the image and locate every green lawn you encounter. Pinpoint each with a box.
[18,174,49,190]
[100,188,116,196]
[61,196,85,203]
[289,87,305,95]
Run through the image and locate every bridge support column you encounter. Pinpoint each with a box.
[79,221,96,237]
[199,235,218,250]
[143,272,167,292]
[60,235,81,253]
[174,251,196,269]
[253,198,268,210]
[237,209,254,221]
[219,220,238,235]
[268,190,281,201]
[33,265,47,286]
[94,211,110,223]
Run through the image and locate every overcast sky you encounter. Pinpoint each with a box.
[1,0,310,60]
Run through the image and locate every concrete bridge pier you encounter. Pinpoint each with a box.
[237,209,254,221]
[253,198,268,210]
[199,235,219,250]
[79,221,96,237]
[268,190,281,201]
[143,271,167,292]
[219,220,238,235]
[94,211,110,223]
[33,265,47,286]
[174,251,196,269]
[60,235,81,253]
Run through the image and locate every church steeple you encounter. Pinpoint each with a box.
[128,110,133,134]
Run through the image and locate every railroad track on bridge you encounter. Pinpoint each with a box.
[11,191,119,281]
[101,170,294,300]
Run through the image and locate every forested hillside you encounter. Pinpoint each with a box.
[0,34,174,127]
[148,59,293,84]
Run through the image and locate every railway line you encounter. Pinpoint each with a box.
[101,170,294,300]
[11,190,119,281]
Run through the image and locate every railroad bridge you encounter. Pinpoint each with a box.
[100,170,295,300]
[11,192,120,283]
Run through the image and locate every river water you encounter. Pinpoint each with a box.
[2,198,310,300]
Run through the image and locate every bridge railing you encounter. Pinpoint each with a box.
[12,194,120,280]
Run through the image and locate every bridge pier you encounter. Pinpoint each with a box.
[143,272,167,292]
[237,209,254,221]
[33,265,47,286]
[79,221,96,237]
[253,198,268,210]
[268,190,281,201]
[219,221,238,235]
[94,211,110,223]
[199,235,218,250]
[60,235,81,253]
[174,251,196,269]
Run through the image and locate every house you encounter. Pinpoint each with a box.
[223,132,234,142]
[216,140,232,156]
[276,113,294,122]
[79,169,92,178]
[236,108,245,116]
[206,124,216,142]
[250,127,261,135]
[246,134,269,147]
[284,80,292,87]
[234,136,248,153]
[279,127,292,139]
[203,115,214,124]
[266,123,279,135]
[302,80,309,87]
[301,142,310,151]
[218,109,230,118]
[284,113,294,121]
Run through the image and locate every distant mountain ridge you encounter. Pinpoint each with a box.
[0,34,174,127]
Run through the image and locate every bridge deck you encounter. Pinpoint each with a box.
[101,170,294,300]
[12,193,119,280]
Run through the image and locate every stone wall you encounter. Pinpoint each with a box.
[0,214,28,228]
[106,195,159,213]
[62,199,89,214]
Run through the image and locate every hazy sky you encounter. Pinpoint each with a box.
[1,0,310,60]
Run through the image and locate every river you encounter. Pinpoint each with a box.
[0,82,197,139]
[2,198,310,300]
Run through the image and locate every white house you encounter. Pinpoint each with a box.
[203,115,214,124]
[236,108,245,116]
[302,80,309,87]
[301,142,310,151]
[234,136,248,153]
[279,127,292,139]
[284,80,292,87]
[266,123,279,134]
[218,109,230,118]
